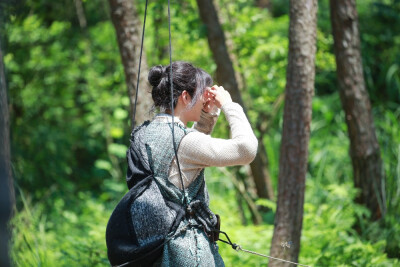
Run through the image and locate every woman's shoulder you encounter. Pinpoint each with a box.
[130,120,151,142]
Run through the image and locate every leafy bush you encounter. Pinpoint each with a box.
[11,189,111,266]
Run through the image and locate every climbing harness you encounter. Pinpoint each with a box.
[129,1,312,267]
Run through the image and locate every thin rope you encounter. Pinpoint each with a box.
[132,0,187,204]
[132,0,149,129]
[237,246,311,267]
[168,0,188,206]
[218,231,311,267]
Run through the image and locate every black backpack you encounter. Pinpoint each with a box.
[106,122,186,266]
[106,122,220,267]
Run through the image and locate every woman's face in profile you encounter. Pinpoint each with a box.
[186,91,206,122]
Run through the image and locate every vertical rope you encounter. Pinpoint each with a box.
[168,0,188,206]
[132,0,188,204]
[132,0,149,129]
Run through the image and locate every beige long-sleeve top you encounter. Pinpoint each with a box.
[154,102,258,189]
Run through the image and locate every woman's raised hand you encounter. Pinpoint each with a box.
[209,85,232,108]
[202,88,215,113]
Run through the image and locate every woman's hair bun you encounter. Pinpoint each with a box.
[148,65,164,87]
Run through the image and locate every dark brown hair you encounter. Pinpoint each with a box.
[148,61,212,111]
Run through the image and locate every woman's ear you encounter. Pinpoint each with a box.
[181,90,191,105]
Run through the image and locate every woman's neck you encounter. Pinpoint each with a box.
[166,107,188,126]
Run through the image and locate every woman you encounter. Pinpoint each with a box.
[134,61,257,266]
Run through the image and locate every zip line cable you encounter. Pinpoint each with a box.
[218,231,312,267]
[237,247,311,267]
[131,1,311,267]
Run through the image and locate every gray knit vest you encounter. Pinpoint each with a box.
[144,119,209,206]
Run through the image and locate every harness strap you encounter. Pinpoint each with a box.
[187,200,218,233]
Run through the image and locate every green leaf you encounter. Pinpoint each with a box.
[94,159,112,171]
[108,143,128,158]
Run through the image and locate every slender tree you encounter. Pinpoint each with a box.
[108,0,152,127]
[0,38,13,267]
[153,3,168,63]
[74,0,87,29]
[330,0,385,221]
[269,0,317,266]
[196,0,274,200]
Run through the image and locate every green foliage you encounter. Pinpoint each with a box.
[359,0,400,104]
[6,15,129,199]
[372,105,400,258]
[11,188,112,266]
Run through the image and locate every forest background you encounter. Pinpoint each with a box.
[1,0,400,266]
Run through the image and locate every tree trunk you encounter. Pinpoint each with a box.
[108,0,153,128]
[269,0,317,266]
[196,0,274,200]
[330,0,385,221]
[255,0,272,10]
[0,39,13,267]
